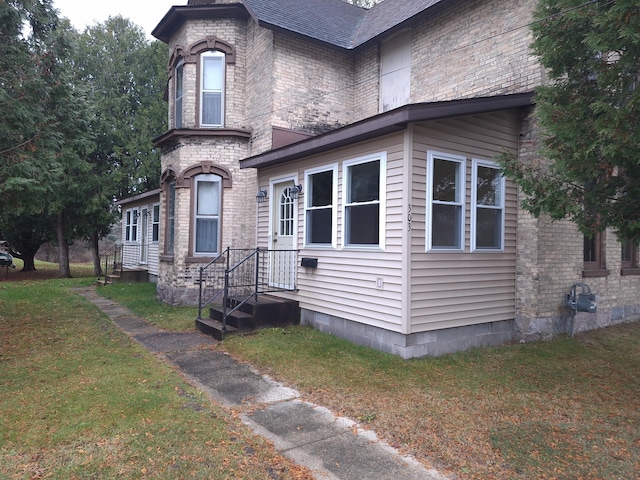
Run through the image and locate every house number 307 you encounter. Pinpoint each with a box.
[407,204,412,231]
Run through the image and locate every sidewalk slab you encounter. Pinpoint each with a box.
[74,286,447,480]
[165,348,299,407]
[244,400,445,480]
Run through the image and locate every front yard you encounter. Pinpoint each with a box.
[2,274,638,479]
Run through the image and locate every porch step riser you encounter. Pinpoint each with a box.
[196,318,238,341]
[202,295,300,338]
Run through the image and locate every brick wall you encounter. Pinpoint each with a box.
[271,32,355,133]
[410,0,542,102]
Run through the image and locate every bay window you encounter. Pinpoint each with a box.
[175,59,184,128]
[166,181,176,255]
[194,174,221,255]
[200,51,225,127]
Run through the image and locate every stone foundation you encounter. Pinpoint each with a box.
[515,304,640,341]
[157,284,200,306]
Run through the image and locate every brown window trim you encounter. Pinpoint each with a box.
[621,267,640,276]
[582,268,610,278]
[583,230,607,277]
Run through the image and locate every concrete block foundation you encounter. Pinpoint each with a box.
[301,309,514,359]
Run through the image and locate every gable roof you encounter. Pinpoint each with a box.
[154,0,449,48]
[239,92,535,169]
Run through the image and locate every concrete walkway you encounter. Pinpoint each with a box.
[74,287,447,480]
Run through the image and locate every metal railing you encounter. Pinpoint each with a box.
[98,244,123,285]
[98,243,150,284]
[197,247,298,331]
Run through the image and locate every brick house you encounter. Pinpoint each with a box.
[148,0,640,357]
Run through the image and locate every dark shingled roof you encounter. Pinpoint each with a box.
[242,0,447,48]
[352,0,445,47]
[157,0,448,48]
[242,0,367,49]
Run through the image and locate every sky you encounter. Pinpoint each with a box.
[53,0,186,39]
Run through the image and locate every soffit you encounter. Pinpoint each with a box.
[239,92,535,169]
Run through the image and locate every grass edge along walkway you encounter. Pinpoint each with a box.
[0,279,313,479]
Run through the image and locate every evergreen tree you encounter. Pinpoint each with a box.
[500,0,640,240]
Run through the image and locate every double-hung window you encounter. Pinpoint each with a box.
[175,60,184,128]
[621,238,639,274]
[200,51,225,127]
[343,153,386,248]
[152,204,160,242]
[471,159,505,251]
[194,174,221,255]
[583,231,608,276]
[305,166,337,247]
[427,152,465,251]
[125,209,138,242]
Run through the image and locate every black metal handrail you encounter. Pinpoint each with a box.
[98,243,151,284]
[98,244,123,285]
[197,247,298,332]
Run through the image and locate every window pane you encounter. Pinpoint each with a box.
[476,166,501,206]
[433,159,459,202]
[307,208,332,244]
[197,181,220,215]
[432,204,461,248]
[196,218,218,253]
[309,170,333,207]
[176,64,184,97]
[346,203,379,245]
[203,56,223,90]
[621,239,632,263]
[202,92,222,125]
[349,160,380,203]
[167,182,175,254]
[476,208,502,249]
[584,235,597,262]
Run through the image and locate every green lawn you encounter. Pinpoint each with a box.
[99,282,640,480]
[3,278,637,479]
[0,278,311,479]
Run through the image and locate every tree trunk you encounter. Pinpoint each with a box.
[18,249,37,272]
[90,231,102,276]
[57,212,71,278]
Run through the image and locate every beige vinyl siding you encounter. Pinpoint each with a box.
[147,243,159,277]
[258,133,406,332]
[409,111,519,332]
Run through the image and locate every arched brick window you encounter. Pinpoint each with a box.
[169,37,236,129]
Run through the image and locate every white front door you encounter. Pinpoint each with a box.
[140,208,148,264]
[269,181,296,289]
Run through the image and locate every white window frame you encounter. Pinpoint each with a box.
[200,50,225,127]
[471,159,505,252]
[426,151,466,252]
[175,59,184,128]
[304,164,338,248]
[125,208,139,242]
[193,174,221,255]
[342,152,387,250]
[152,203,160,243]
